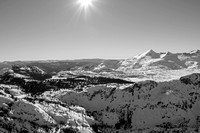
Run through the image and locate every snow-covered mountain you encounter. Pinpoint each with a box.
[53,73,200,132]
[118,49,200,71]
[1,73,200,132]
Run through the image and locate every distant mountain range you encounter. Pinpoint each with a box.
[1,50,200,75]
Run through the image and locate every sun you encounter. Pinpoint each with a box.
[78,0,93,8]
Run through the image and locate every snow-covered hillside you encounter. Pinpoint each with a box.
[53,73,200,132]
[0,84,95,133]
[1,71,200,132]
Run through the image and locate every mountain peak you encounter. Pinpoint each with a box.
[165,51,173,55]
[135,49,160,59]
[161,51,173,58]
[145,49,156,54]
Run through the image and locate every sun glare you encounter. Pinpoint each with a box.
[74,0,96,18]
[78,0,93,8]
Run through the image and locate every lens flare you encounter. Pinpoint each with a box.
[78,0,93,8]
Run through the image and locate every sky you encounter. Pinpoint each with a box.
[0,0,200,61]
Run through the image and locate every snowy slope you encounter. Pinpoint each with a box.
[1,73,200,132]
[56,73,200,132]
[0,84,95,133]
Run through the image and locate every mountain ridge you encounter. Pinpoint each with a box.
[0,50,200,76]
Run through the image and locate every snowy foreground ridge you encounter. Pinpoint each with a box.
[1,73,200,132]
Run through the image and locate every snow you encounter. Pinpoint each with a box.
[37,102,94,128]
[0,84,95,133]
[9,100,57,126]
[118,49,200,73]
[93,63,106,70]
[7,88,24,96]
[56,73,200,131]
[135,49,160,59]
[13,73,30,78]
[189,49,200,55]
[0,72,200,132]
[126,68,200,82]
